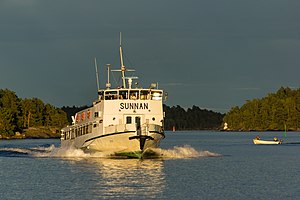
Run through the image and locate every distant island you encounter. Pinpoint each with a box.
[1,87,298,139]
[223,87,300,131]
[0,88,224,139]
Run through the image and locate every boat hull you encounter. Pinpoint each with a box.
[253,139,282,145]
[61,131,164,157]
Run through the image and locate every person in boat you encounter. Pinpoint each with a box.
[255,135,260,140]
[273,137,278,142]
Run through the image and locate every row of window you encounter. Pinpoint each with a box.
[98,90,163,101]
[62,124,93,140]
[125,116,156,124]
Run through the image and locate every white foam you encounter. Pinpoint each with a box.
[32,145,114,158]
[0,145,90,158]
[147,145,221,159]
[0,144,220,159]
[0,147,33,155]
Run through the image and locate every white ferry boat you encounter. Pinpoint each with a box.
[61,37,166,158]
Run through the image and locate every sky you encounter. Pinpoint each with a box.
[1,0,300,113]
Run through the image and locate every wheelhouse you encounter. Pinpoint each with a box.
[101,89,163,101]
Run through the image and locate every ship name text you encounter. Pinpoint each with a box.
[120,102,149,110]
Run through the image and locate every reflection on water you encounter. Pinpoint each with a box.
[0,143,220,199]
[87,158,165,199]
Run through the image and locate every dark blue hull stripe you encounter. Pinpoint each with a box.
[84,131,165,143]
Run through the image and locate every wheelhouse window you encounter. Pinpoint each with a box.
[105,91,118,100]
[151,91,163,100]
[140,90,150,100]
[129,90,139,100]
[98,91,104,100]
[119,90,128,100]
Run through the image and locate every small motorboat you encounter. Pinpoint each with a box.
[253,136,283,145]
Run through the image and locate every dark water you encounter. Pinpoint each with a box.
[0,131,300,200]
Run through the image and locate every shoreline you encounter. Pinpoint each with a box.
[0,127,61,140]
[2,129,299,140]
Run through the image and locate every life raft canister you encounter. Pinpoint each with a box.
[81,112,85,120]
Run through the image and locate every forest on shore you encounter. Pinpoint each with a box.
[0,88,224,139]
[0,89,68,139]
[163,105,224,130]
[223,87,300,131]
[2,86,299,139]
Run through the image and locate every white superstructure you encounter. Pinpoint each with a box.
[61,36,166,158]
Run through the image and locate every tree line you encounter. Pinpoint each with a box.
[8,86,299,137]
[223,87,300,131]
[0,89,68,138]
[163,105,224,130]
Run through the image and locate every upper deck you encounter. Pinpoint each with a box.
[98,89,164,101]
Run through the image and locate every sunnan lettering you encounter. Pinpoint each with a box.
[120,102,149,110]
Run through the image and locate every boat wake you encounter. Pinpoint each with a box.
[0,145,56,157]
[149,145,221,159]
[0,144,220,159]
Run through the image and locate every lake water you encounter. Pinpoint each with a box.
[0,131,300,200]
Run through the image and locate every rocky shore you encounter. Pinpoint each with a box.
[0,127,61,139]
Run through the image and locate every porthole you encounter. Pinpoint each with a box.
[152,117,155,121]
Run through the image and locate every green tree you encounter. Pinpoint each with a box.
[0,89,21,136]
[44,104,68,127]
[0,88,69,138]
[224,87,300,131]
[163,104,223,130]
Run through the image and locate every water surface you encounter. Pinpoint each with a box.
[0,131,299,199]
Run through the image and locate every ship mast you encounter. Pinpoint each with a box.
[94,57,100,91]
[119,32,126,88]
[112,33,136,89]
